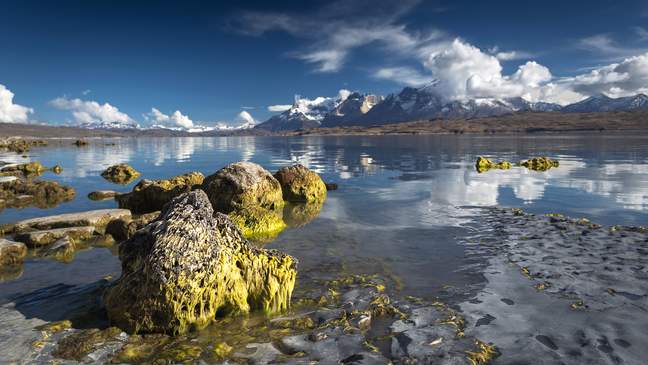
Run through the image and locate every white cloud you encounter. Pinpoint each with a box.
[50,96,134,125]
[0,84,33,124]
[635,26,648,41]
[268,104,292,112]
[146,108,194,129]
[235,110,257,126]
[373,66,435,86]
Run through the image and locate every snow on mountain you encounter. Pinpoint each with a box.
[78,121,140,130]
[321,92,384,127]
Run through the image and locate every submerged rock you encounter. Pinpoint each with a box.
[101,163,140,184]
[0,179,75,209]
[0,238,27,266]
[13,226,95,247]
[104,190,297,334]
[13,209,131,233]
[475,156,512,173]
[87,190,120,201]
[520,157,559,171]
[274,164,327,203]
[116,171,204,213]
[283,201,324,228]
[201,162,286,239]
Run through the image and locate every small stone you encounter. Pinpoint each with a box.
[0,238,27,266]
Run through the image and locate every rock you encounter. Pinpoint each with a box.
[0,238,27,266]
[202,162,284,213]
[53,327,122,361]
[101,163,140,184]
[13,226,95,247]
[274,164,327,203]
[13,209,131,233]
[201,162,286,239]
[325,182,338,191]
[116,172,204,214]
[0,161,47,175]
[73,139,88,146]
[0,179,75,209]
[88,190,120,201]
[41,236,77,263]
[475,156,512,173]
[0,176,18,184]
[520,157,559,171]
[105,211,160,242]
[104,190,297,334]
[0,138,47,153]
[50,165,62,174]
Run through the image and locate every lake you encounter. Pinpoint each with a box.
[2,134,647,304]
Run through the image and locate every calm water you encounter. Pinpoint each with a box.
[1,134,647,303]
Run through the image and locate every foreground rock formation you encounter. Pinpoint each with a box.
[274,164,327,203]
[116,171,204,213]
[104,190,297,334]
[201,162,286,240]
[101,163,141,184]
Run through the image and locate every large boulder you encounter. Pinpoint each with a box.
[116,172,204,214]
[274,164,327,203]
[101,164,140,184]
[103,190,297,334]
[201,162,284,213]
[201,162,286,240]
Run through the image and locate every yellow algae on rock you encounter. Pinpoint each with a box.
[475,156,512,173]
[116,171,204,213]
[104,190,297,334]
[519,157,559,171]
[101,163,140,184]
[274,164,327,203]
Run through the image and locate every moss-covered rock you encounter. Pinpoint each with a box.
[475,156,512,173]
[104,190,297,334]
[50,164,63,174]
[101,163,140,184]
[0,138,48,153]
[0,238,27,267]
[116,171,204,213]
[0,179,75,209]
[274,164,327,203]
[520,157,559,171]
[1,161,48,175]
[229,207,287,242]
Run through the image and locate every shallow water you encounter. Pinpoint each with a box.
[1,134,647,305]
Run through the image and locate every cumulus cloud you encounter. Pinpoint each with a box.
[0,84,33,123]
[268,104,292,112]
[235,110,257,126]
[146,108,195,129]
[50,97,134,125]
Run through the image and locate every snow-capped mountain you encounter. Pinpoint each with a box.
[78,121,140,130]
[562,93,648,113]
[255,92,349,132]
[321,92,383,127]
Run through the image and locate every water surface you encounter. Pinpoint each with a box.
[1,134,647,303]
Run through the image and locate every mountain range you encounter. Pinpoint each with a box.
[254,86,648,132]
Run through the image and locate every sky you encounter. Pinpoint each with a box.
[1,0,648,129]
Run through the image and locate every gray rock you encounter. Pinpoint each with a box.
[13,209,131,233]
[13,226,95,247]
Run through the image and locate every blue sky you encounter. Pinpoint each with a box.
[1,0,647,128]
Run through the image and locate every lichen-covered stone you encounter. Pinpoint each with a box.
[0,161,48,175]
[520,157,559,171]
[13,209,130,233]
[229,207,287,242]
[0,179,75,209]
[274,164,327,203]
[101,163,140,184]
[116,172,204,213]
[104,190,297,334]
[475,156,512,173]
[0,238,27,266]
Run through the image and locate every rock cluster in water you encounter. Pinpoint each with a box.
[101,163,141,184]
[0,138,48,153]
[475,156,512,173]
[0,163,75,210]
[116,171,204,213]
[104,190,297,334]
[519,156,560,171]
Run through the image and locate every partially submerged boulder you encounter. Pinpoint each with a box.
[520,157,559,171]
[101,164,140,184]
[50,164,63,174]
[475,156,512,173]
[201,162,286,239]
[0,238,27,266]
[274,164,327,203]
[13,226,96,247]
[88,190,120,201]
[73,139,88,147]
[104,190,297,334]
[116,172,204,214]
[0,179,75,209]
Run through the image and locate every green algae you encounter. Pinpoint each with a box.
[274,164,327,203]
[229,206,287,242]
[475,156,512,173]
